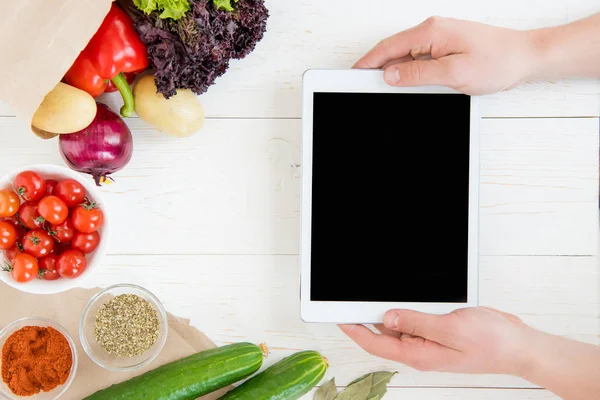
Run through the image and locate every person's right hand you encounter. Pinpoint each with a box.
[354,17,539,95]
[340,307,534,376]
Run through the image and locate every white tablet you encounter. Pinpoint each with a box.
[299,69,480,324]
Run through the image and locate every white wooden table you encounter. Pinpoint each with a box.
[1,1,600,399]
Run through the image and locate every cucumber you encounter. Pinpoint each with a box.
[218,350,329,400]
[84,342,265,400]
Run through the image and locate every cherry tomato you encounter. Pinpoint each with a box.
[0,221,17,250]
[16,203,44,230]
[3,243,23,262]
[54,179,86,208]
[3,216,27,239]
[49,219,75,243]
[72,201,104,233]
[8,253,38,283]
[53,242,72,256]
[38,255,60,280]
[0,189,20,218]
[45,179,59,196]
[14,171,46,203]
[56,249,86,278]
[22,229,54,258]
[71,231,100,254]
[38,196,68,225]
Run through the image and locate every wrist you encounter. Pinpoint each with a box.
[509,324,546,379]
[524,15,596,81]
[521,27,556,81]
[515,326,556,382]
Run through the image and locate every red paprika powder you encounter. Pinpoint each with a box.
[1,326,72,396]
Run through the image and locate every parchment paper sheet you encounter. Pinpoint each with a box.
[0,284,229,399]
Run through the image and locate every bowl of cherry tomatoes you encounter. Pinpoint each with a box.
[0,164,109,294]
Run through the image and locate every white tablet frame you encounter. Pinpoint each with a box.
[300,69,480,324]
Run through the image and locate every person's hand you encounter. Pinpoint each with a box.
[354,17,539,95]
[339,307,533,376]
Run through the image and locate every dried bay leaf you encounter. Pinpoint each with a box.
[367,371,398,398]
[335,374,373,400]
[347,373,370,387]
[315,378,338,400]
[346,371,397,398]
[368,396,380,400]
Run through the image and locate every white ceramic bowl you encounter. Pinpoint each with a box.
[0,164,110,294]
[79,284,168,371]
[0,317,78,400]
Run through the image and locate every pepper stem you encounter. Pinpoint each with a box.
[111,72,135,118]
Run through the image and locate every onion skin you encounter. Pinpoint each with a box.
[59,103,133,186]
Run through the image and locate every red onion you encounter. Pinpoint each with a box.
[59,103,133,186]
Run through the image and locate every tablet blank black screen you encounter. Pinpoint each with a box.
[310,92,471,303]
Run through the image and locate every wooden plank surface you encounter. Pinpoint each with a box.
[0,117,596,257]
[479,117,599,256]
[0,0,599,119]
[1,1,599,397]
[301,387,559,400]
[76,254,598,389]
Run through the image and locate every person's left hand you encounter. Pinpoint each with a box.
[352,17,537,95]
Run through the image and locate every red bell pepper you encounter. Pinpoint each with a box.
[64,3,149,117]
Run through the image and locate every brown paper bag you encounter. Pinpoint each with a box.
[0,0,113,138]
[0,284,231,399]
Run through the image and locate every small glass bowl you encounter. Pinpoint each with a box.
[0,317,78,400]
[79,284,168,371]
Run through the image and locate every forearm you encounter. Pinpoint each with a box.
[526,13,600,80]
[520,328,600,400]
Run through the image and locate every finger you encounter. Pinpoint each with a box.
[354,17,444,69]
[339,324,364,337]
[382,58,456,88]
[340,324,462,371]
[374,324,402,338]
[380,55,414,70]
[383,309,456,346]
[374,324,418,340]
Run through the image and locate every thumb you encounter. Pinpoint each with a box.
[384,309,454,345]
[383,58,453,88]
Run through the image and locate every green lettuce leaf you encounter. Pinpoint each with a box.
[213,0,239,12]
[158,0,190,20]
[133,0,190,20]
[133,0,158,14]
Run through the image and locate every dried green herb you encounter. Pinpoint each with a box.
[94,294,160,357]
[335,374,372,400]
[314,378,338,400]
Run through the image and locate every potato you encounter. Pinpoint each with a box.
[134,75,205,138]
[31,82,97,135]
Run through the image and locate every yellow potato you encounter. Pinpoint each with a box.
[133,75,205,138]
[31,82,97,135]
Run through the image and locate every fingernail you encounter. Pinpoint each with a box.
[384,311,400,329]
[384,68,400,84]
